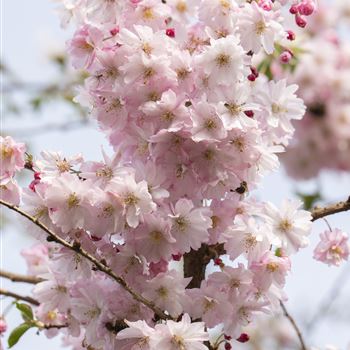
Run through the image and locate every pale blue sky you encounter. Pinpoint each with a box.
[1,1,350,349]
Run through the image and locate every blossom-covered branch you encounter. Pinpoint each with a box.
[0,270,44,284]
[0,288,39,306]
[311,197,350,222]
[0,199,171,321]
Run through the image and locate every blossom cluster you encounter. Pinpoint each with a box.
[281,0,350,179]
[0,0,322,349]
[0,136,25,205]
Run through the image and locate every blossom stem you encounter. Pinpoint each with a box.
[0,288,40,306]
[311,197,350,221]
[0,199,172,321]
[0,270,44,284]
[280,301,306,350]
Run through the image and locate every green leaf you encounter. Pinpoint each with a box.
[296,191,322,210]
[8,323,33,348]
[15,303,34,321]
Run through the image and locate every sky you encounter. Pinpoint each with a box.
[1,1,350,349]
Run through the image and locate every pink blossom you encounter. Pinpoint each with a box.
[68,25,104,69]
[169,198,212,253]
[313,228,349,266]
[21,244,49,276]
[154,313,209,350]
[0,136,25,178]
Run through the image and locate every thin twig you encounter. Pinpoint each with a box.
[0,270,44,284]
[306,265,350,333]
[311,197,350,222]
[0,288,39,306]
[0,199,171,320]
[280,301,307,350]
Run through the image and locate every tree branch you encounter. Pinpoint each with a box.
[0,199,171,321]
[0,270,44,284]
[0,288,40,306]
[280,301,307,350]
[311,197,350,222]
[184,243,225,289]
[306,265,350,333]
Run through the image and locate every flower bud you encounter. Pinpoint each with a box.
[280,50,293,64]
[295,14,307,28]
[166,28,175,37]
[236,333,250,343]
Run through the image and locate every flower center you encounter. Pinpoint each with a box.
[96,166,114,179]
[142,42,153,55]
[124,193,139,206]
[278,219,292,233]
[244,233,257,250]
[230,137,245,152]
[150,230,163,242]
[255,20,266,35]
[67,193,80,209]
[204,118,217,130]
[176,1,187,13]
[156,286,168,298]
[171,335,186,350]
[215,53,230,67]
[56,159,71,173]
[162,111,175,122]
[174,216,188,231]
[225,102,242,116]
[176,68,190,80]
[142,7,154,20]
[271,103,287,114]
[1,146,13,158]
[266,262,279,272]
[330,246,343,256]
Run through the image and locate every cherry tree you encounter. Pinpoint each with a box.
[1,1,349,350]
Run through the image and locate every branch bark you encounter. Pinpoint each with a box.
[311,196,350,222]
[280,301,307,350]
[184,243,225,289]
[0,199,171,320]
[0,270,44,284]
[0,288,40,306]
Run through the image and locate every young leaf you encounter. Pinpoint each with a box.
[8,323,33,348]
[15,303,34,321]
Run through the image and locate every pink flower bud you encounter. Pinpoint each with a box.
[0,319,7,334]
[289,4,298,14]
[110,26,120,36]
[214,257,224,267]
[244,110,255,118]
[298,3,314,16]
[257,0,273,11]
[250,66,259,78]
[286,30,295,41]
[225,343,232,350]
[247,74,256,82]
[295,14,307,28]
[172,253,182,261]
[166,28,175,38]
[280,50,293,64]
[236,333,250,343]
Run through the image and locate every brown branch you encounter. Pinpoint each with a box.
[0,199,171,321]
[0,270,44,284]
[280,301,306,350]
[311,197,350,222]
[0,288,39,306]
[184,243,225,289]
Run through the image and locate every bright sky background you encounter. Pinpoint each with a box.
[1,1,350,349]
